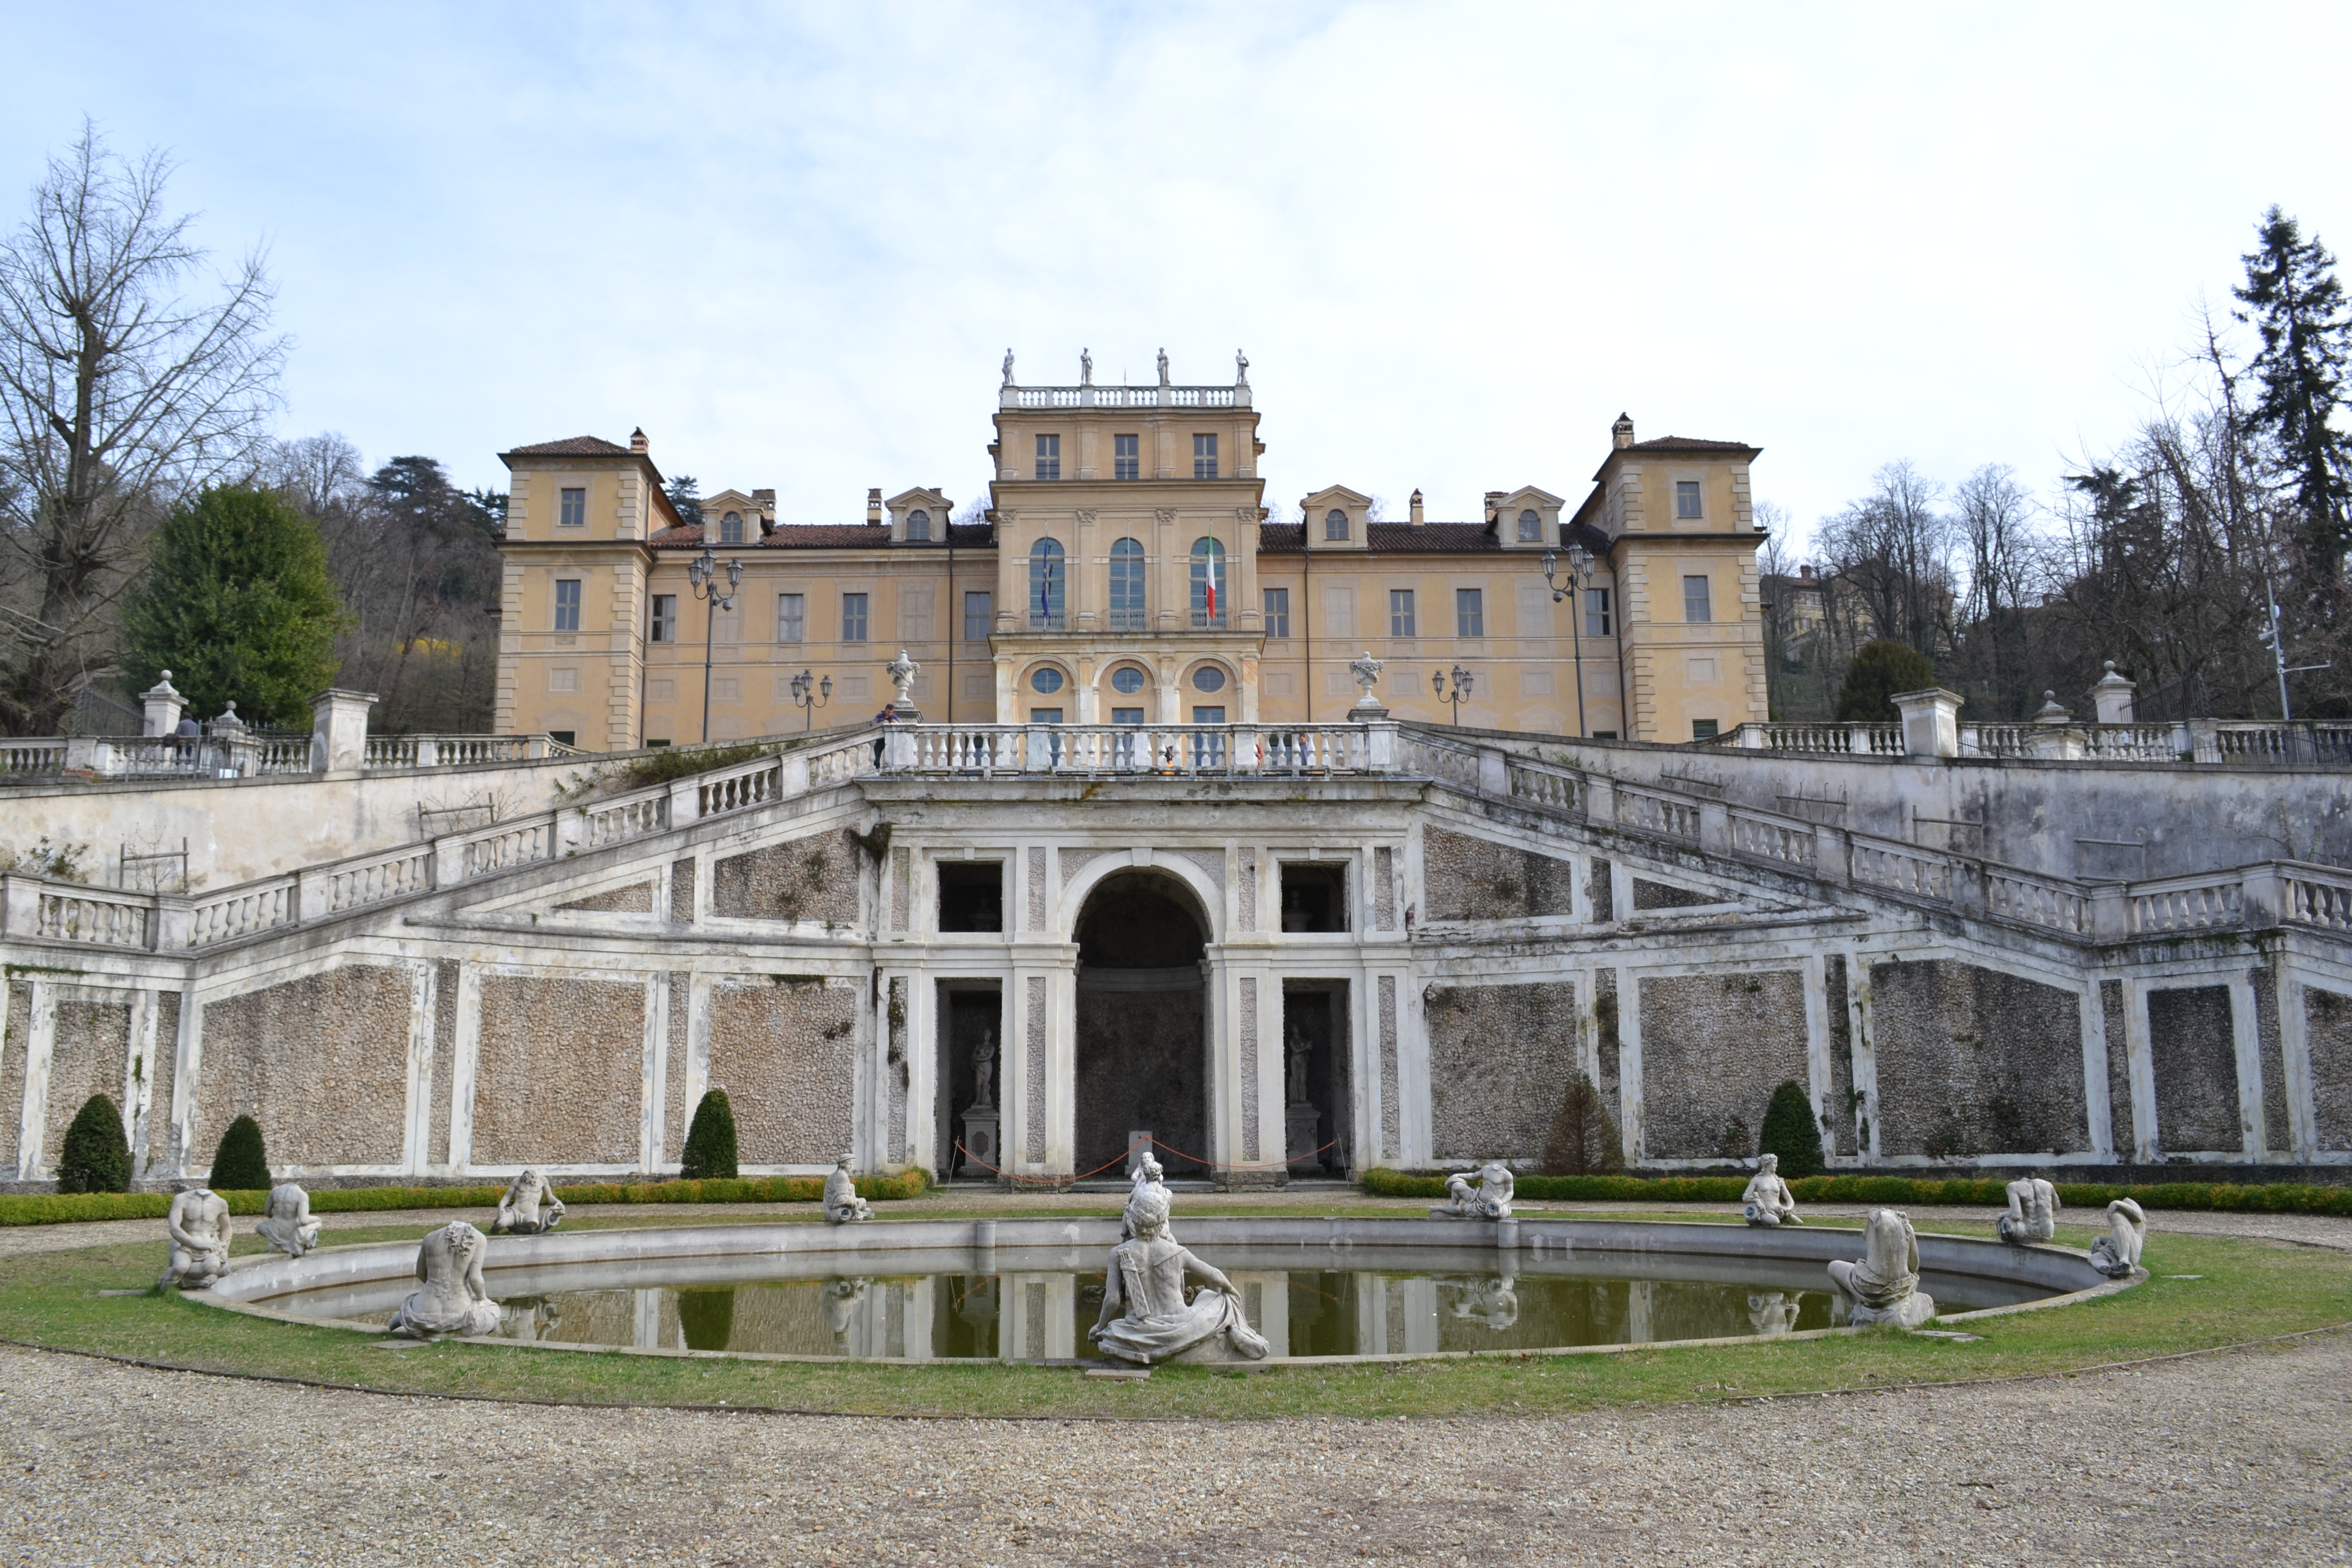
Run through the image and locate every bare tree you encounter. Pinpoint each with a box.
[0,125,285,732]
[1950,463,2041,715]
[1815,461,1957,660]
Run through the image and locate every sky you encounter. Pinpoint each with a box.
[5,3,2347,556]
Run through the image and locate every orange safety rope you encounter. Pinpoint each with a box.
[951,1137,1340,1184]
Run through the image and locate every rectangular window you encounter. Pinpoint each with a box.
[649,594,676,643]
[1692,719,1720,740]
[841,592,869,642]
[1455,587,1484,638]
[1193,433,1218,479]
[714,677,740,702]
[1112,706,1144,725]
[1388,589,1416,638]
[964,591,992,641]
[1262,586,1289,640]
[899,586,934,642]
[1683,574,1712,623]
[1585,586,1612,638]
[1592,729,1619,741]
[553,578,581,631]
[1676,480,1703,520]
[1114,433,1140,480]
[1030,707,1063,723]
[775,593,804,643]
[547,729,575,747]
[549,667,578,693]
[1192,705,1226,724]
[558,487,586,528]
[1322,584,1356,638]
[1035,434,1061,481]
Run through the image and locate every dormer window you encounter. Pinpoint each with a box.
[1036,434,1061,481]
[1676,480,1703,519]
[719,510,744,545]
[1324,508,1349,541]
[906,508,931,542]
[1517,508,1543,542]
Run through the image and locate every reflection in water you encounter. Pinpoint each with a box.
[1747,1291,1802,1337]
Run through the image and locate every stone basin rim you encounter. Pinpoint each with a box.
[188,1215,2141,1365]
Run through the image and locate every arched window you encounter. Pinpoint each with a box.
[720,510,744,545]
[1325,508,1350,541]
[1108,537,1146,630]
[906,508,930,542]
[1190,537,1226,628]
[1028,538,1065,629]
[1517,508,1542,542]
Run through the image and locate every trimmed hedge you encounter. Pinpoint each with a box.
[1360,1167,2352,1216]
[1758,1080,1826,1179]
[679,1089,741,1181]
[209,1116,271,1191]
[56,1095,133,1194]
[0,1165,933,1227]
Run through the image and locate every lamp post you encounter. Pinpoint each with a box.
[1432,664,1473,725]
[688,546,743,744]
[1542,541,1595,738]
[789,668,832,731]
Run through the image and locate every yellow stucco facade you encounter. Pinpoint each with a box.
[493,372,1769,749]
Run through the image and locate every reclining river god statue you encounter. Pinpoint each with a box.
[1088,1187,1269,1365]
[387,1220,503,1338]
[1827,1208,1937,1329]
[1432,1160,1514,1219]
[2089,1197,2147,1277]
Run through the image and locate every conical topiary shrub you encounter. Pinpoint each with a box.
[679,1088,739,1180]
[1757,1079,1827,1179]
[1541,1073,1624,1176]
[57,1094,133,1193]
[209,1114,272,1190]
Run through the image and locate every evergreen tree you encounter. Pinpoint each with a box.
[679,1088,739,1180]
[663,475,704,530]
[1832,638,1937,722]
[208,1114,272,1189]
[2234,207,2352,574]
[1541,1073,1624,1175]
[121,485,348,727]
[56,1094,133,1193]
[1757,1080,1827,1179]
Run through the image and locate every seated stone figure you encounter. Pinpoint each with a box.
[1996,1177,2061,1245]
[387,1220,503,1338]
[1432,1160,1514,1220]
[1747,1290,1801,1336]
[1742,1153,1803,1227]
[824,1157,873,1225]
[1827,1208,1937,1329]
[158,1185,231,1289]
[1089,1187,1270,1366]
[255,1182,322,1258]
[492,1168,566,1236]
[1123,1151,1174,1240]
[2089,1197,2147,1277]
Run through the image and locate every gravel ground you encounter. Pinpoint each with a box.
[6,1202,2349,1565]
[3,1334,2347,1566]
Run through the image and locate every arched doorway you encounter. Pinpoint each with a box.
[1072,869,1209,1177]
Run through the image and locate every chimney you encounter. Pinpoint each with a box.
[1483,490,1505,527]
[867,487,884,526]
[1799,564,1815,581]
[1611,412,1635,450]
[630,427,649,454]
[751,487,776,536]
[1409,489,1425,526]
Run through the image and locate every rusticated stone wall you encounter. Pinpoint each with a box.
[2103,978,2132,1154]
[1426,982,1580,1164]
[0,983,27,1168]
[556,880,655,914]
[1826,955,1856,1156]
[147,991,180,1173]
[2310,985,2352,1150]
[1420,826,1575,921]
[2148,985,2241,1154]
[663,971,690,1159]
[1631,878,1712,912]
[429,961,458,1166]
[42,998,131,1174]
[198,965,414,1169]
[1074,980,1205,1177]
[2252,969,2288,1152]
[712,832,859,924]
[707,975,858,1166]
[473,973,645,1166]
[1638,972,1808,1161]
[1869,961,2089,1158]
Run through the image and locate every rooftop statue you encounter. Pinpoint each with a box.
[825,1157,873,1225]
[1742,1153,1803,1227]
[492,1168,566,1236]
[159,1185,230,1289]
[1432,1160,1513,1220]
[1827,1208,1936,1329]
[1996,1177,2060,1245]
[1002,348,1015,387]
[2089,1197,2147,1277]
[1080,347,1093,386]
[1088,1186,1268,1365]
[388,1220,503,1338]
[255,1182,322,1258]
[1157,347,1169,386]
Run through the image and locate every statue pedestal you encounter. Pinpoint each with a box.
[1286,1104,1323,1172]
[960,1109,999,1176]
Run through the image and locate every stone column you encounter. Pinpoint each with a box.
[2080,976,2117,1160]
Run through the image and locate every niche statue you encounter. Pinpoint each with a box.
[1827,1208,1936,1329]
[492,1168,566,1236]
[1089,1186,1268,1365]
[388,1221,503,1338]
[2089,1198,2147,1277]
[255,1182,322,1258]
[1996,1177,2060,1245]
[159,1185,231,1289]
[1432,1160,1513,1220]
[825,1157,873,1224]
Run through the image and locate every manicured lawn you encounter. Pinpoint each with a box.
[2,1216,2343,1420]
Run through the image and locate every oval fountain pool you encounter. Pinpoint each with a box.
[204,1216,2121,1363]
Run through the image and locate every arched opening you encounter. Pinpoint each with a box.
[1072,869,1210,1177]
[1108,537,1146,630]
[1189,537,1224,628]
[906,507,931,542]
[1517,507,1542,542]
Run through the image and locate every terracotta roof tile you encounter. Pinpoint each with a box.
[1624,436,1757,454]
[647,522,999,550]
[1258,522,1512,553]
[502,435,634,457]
